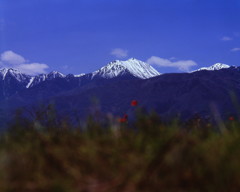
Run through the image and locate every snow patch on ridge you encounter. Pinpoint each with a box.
[26,77,35,88]
[0,68,9,80]
[74,73,85,77]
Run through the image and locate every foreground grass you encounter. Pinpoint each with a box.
[0,113,240,191]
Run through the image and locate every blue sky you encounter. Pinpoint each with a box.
[0,0,240,75]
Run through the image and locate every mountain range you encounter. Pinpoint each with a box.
[0,58,238,128]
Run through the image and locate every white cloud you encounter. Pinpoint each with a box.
[0,50,49,75]
[147,56,197,71]
[17,63,49,75]
[111,48,128,58]
[1,50,26,65]
[221,36,233,41]
[231,48,240,52]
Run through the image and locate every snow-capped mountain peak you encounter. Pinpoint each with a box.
[194,63,230,72]
[91,58,160,79]
[47,71,65,79]
[0,68,30,82]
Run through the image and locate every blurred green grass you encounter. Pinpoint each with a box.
[1,110,240,191]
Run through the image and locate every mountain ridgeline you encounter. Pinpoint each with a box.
[0,58,238,127]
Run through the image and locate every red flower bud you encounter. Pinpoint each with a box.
[119,114,128,123]
[229,116,235,121]
[131,100,138,107]
[119,118,127,123]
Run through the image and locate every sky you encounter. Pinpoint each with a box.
[0,0,240,75]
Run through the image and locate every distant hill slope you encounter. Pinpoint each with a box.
[1,60,240,128]
[44,67,240,120]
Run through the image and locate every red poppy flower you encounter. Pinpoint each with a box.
[119,118,127,123]
[119,114,128,123]
[229,116,235,121]
[131,100,138,107]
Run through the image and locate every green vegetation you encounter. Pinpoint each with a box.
[0,110,240,192]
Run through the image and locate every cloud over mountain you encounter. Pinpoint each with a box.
[221,36,232,41]
[1,50,26,65]
[231,48,240,52]
[0,51,49,75]
[146,56,197,71]
[111,48,128,58]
